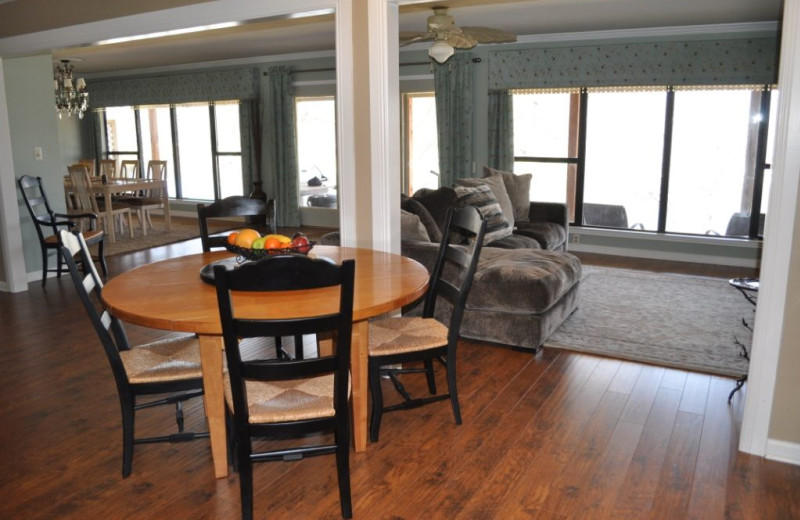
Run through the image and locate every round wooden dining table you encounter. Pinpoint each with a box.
[102,246,430,478]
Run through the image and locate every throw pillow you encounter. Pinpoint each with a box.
[400,209,431,242]
[483,166,532,223]
[453,183,513,245]
[455,176,515,230]
[401,196,443,242]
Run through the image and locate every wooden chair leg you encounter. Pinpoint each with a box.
[335,421,353,518]
[96,238,108,277]
[238,443,254,520]
[121,396,135,478]
[369,357,384,442]
[424,359,437,394]
[446,354,462,425]
[40,247,48,287]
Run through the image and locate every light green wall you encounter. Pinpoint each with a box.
[4,54,66,276]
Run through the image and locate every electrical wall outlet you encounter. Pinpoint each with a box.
[571,233,580,244]
[34,147,43,160]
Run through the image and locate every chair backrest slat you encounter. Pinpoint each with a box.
[67,165,100,214]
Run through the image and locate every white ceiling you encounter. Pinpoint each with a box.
[53,0,783,76]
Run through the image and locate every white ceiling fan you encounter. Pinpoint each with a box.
[400,6,517,63]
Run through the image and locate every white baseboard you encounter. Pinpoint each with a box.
[766,439,800,466]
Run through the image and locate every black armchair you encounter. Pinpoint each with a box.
[17,175,106,286]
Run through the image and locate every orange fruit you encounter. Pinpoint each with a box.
[227,232,238,245]
[264,237,281,250]
[234,228,260,248]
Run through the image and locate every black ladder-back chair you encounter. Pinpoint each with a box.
[368,205,487,442]
[214,255,355,520]
[198,195,307,360]
[17,175,107,286]
[197,196,276,252]
[59,230,208,477]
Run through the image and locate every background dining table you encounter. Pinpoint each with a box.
[100,246,430,478]
[63,176,171,243]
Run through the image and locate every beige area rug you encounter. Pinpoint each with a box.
[544,266,753,377]
[91,215,236,257]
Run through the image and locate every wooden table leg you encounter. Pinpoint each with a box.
[350,320,369,452]
[199,335,228,478]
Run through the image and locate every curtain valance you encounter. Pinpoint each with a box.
[90,68,260,108]
[488,37,779,91]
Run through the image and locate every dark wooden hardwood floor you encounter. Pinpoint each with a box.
[0,237,795,519]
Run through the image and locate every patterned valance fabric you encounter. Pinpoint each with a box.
[90,68,260,108]
[488,37,779,90]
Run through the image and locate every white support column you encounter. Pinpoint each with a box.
[739,0,800,456]
[0,58,28,293]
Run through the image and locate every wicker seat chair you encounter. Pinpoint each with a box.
[368,205,487,442]
[214,254,355,520]
[60,230,208,477]
[17,174,106,286]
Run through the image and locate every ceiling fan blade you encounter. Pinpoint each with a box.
[446,32,478,50]
[399,31,434,46]
[460,27,518,44]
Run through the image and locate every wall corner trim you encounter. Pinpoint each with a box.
[766,439,800,467]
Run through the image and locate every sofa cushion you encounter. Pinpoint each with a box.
[484,234,541,249]
[411,187,458,235]
[514,221,568,250]
[455,175,515,229]
[400,209,431,242]
[402,196,443,242]
[453,183,513,245]
[483,166,532,223]
[469,248,582,314]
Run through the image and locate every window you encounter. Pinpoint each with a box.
[403,92,439,195]
[512,85,776,239]
[513,91,579,208]
[102,101,243,201]
[584,90,665,230]
[295,97,338,208]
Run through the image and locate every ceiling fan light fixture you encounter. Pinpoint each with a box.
[429,40,454,63]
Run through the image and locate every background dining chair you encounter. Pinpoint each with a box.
[17,174,106,286]
[99,159,117,179]
[68,164,135,239]
[119,160,139,179]
[197,195,277,252]
[123,160,168,235]
[60,230,208,477]
[214,254,355,520]
[367,205,487,442]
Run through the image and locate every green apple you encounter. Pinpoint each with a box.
[251,236,267,249]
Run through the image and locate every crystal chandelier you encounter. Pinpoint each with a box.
[54,60,89,119]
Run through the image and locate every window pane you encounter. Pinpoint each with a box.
[296,97,338,209]
[667,90,753,235]
[218,156,243,199]
[513,92,572,158]
[583,91,665,230]
[139,106,176,197]
[215,104,241,153]
[514,161,568,203]
[176,105,214,200]
[105,106,137,153]
[406,93,439,194]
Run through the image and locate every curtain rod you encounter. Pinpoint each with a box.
[262,57,481,75]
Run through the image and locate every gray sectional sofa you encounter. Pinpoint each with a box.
[322,171,583,351]
[399,182,582,351]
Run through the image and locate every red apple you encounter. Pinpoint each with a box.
[291,233,311,254]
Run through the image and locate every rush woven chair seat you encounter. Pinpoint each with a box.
[60,230,208,477]
[368,205,487,442]
[214,254,355,520]
[17,174,106,286]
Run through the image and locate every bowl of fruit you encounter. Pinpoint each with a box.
[225,229,314,261]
